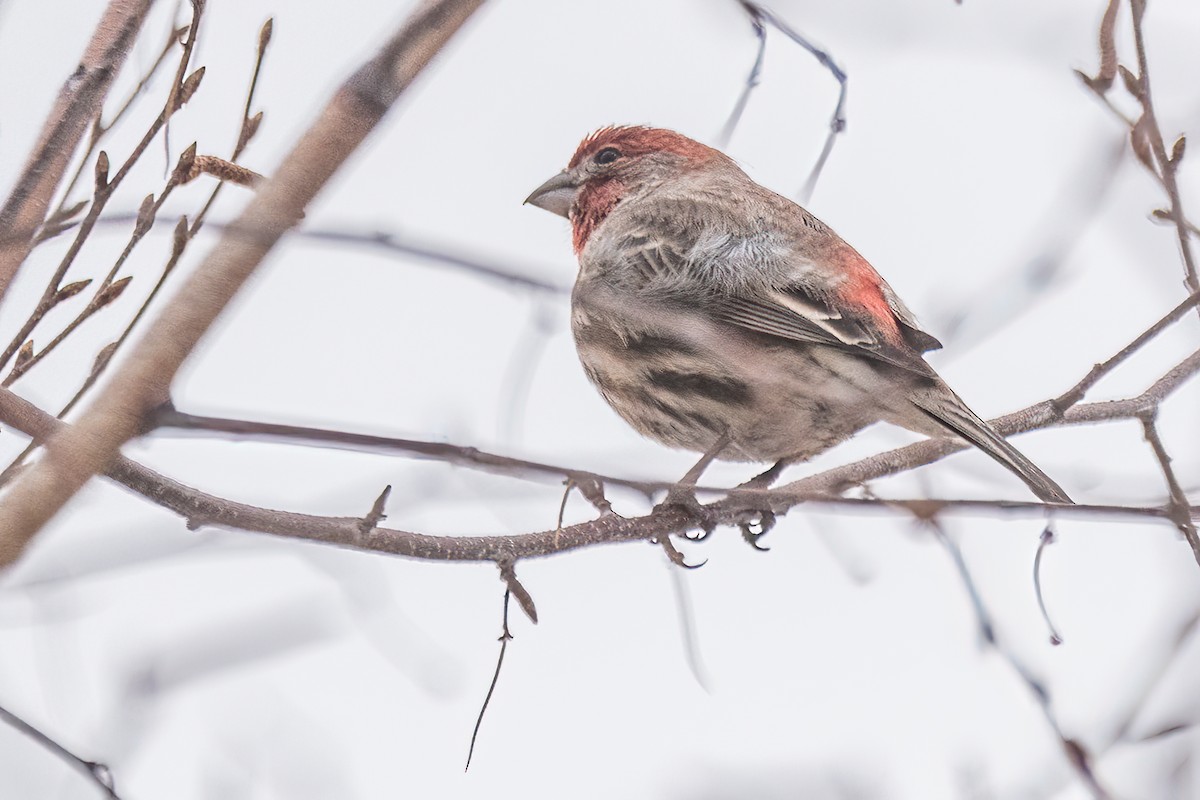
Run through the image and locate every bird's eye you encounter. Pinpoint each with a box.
[593,147,621,166]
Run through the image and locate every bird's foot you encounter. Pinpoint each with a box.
[654,484,719,540]
[652,531,707,569]
[735,509,776,552]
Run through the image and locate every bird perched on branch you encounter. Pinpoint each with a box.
[525,126,1071,505]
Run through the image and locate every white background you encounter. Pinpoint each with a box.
[0,0,1198,797]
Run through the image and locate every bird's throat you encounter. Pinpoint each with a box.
[571,178,625,254]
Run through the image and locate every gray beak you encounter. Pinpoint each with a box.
[524,170,578,218]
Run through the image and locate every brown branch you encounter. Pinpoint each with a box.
[1081,0,1199,306]
[0,0,491,568]
[1053,288,1200,410]
[50,18,187,223]
[189,17,273,235]
[1126,0,1199,301]
[0,18,275,483]
[0,0,154,305]
[0,21,206,375]
[182,155,264,188]
[1139,412,1200,566]
[0,342,1195,574]
[3,147,198,387]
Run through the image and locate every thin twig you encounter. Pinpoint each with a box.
[717,2,767,148]
[1033,524,1063,645]
[189,17,273,234]
[0,0,155,305]
[1126,0,1199,302]
[4,149,197,386]
[730,2,848,203]
[0,702,120,799]
[0,0,492,568]
[464,589,512,772]
[0,27,206,374]
[359,484,392,535]
[34,212,568,293]
[50,18,187,222]
[1139,412,1200,567]
[1053,288,1200,411]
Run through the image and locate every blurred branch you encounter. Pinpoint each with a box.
[36,212,568,293]
[148,404,659,494]
[0,0,491,568]
[0,0,154,306]
[929,520,1112,799]
[722,2,847,203]
[0,702,119,799]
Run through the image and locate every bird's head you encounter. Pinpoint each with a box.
[525,126,724,252]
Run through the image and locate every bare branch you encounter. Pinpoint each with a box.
[0,343,1195,575]
[0,18,207,376]
[1053,288,1200,411]
[0,702,120,799]
[0,0,491,568]
[35,212,568,293]
[1127,2,1200,301]
[1033,524,1063,646]
[1139,412,1200,566]
[725,2,848,203]
[464,589,513,772]
[0,0,154,305]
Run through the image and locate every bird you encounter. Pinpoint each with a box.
[524,125,1071,505]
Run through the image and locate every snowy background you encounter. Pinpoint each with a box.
[0,0,1199,797]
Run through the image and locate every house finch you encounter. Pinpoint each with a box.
[525,126,1071,504]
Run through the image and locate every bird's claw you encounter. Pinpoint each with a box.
[654,485,719,537]
[737,510,776,552]
[653,532,707,569]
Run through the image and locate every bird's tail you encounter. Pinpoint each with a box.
[910,388,1072,505]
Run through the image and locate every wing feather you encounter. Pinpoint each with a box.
[598,198,941,378]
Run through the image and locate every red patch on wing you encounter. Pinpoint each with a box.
[571,178,624,253]
[837,253,902,343]
[568,126,720,170]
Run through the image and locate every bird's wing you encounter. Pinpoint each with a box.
[716,286,940,377]
[608,224,942,378]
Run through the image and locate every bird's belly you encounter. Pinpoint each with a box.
[571,300,884,462]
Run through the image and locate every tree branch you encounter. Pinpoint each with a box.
[0,0,490,568]
[0,0,154,305]
[0,346,1194,572]
[0,702,119,799]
